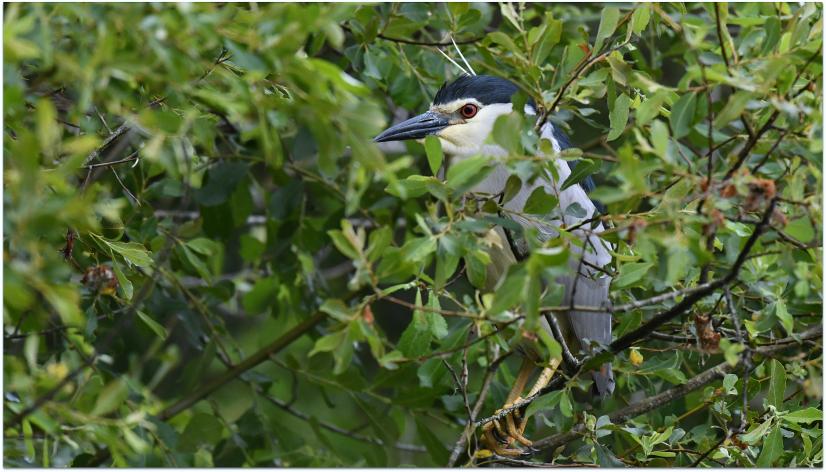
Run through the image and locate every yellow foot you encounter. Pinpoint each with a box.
[479,398,533,456]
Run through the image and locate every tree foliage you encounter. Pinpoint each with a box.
[3,2,823,467]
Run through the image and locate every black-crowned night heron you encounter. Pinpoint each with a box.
[375,74,614,455]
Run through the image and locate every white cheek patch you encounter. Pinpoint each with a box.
[436,103,514,156]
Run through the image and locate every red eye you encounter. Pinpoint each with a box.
[460,103,478,119]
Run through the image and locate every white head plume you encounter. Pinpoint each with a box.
[435,35,476,76]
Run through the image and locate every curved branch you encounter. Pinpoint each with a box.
[530,325,822,454]
[157,311,327,420]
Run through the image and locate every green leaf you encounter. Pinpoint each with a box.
[319,299,353,322]
[435,249,459,290]
[425,292,448,339]
[594,7,620,52]
[565,202,587,218]
[774,299,793,335]
[561,159,599,191]
[415,418,449,465]
[714,91,752,128]
[487,266,527,316]
[491,112,523,154]
[654,368,687,385]
[767,359,786,408]
[650,119,669,158]
[595,442,626,467]
[488,31,518,53]
[607,93,631,141]
[666,247,690,285]
[740,418,773,444]
[111,262,133,300]
[387,175,441,200]
[560,390,573,417]
[186,237,217,256]
[670,93,697,139]
[723,373,738,394]
[242,277,279,315]
[91,378,128,416]
[424,135,443,175]
[194,162,248,207]
[22,420,35,461]
[502,174,523,203]
[720,338,745,366]
[309,329,347,356]
[417,358,446,388]
[400,236,437,263]
[398,291,432,357]
[96,236,153,268]
[782,407,822,424]
[465,252,488,289]
[526,390,563,417]
[328,230,360,259]
[523,187,559,214]
[784,218,815,243]
[136,310,168,339]
[194,448,214,468]
[756,426,783,467]
[613,262,654,288]
[178,413,226,453]
[631,6,651,35]
[366,227,394,262]
[537,329,562,361]
[445,156,491,191]
[637,91,667,126]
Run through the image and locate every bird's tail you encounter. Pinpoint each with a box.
[591,362,615,399]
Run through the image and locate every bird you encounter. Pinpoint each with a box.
[374,73,614,456]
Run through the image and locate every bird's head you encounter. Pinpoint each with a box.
[374,75,526,156]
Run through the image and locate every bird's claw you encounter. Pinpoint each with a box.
[480,397,533,456]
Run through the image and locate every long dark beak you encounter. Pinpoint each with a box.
[373,111,449,142]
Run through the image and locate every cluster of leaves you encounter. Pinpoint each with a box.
[3,2,822,467]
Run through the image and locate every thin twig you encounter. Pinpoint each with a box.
[82,150,140,169]
[446,351,508,467]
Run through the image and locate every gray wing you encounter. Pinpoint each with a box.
[554,273,615,398]
[464,121,615,397]
[541,123,615,398]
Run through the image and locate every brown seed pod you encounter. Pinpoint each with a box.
[721,184,737,198]
[694,313,721,352]
[362,304,374,325]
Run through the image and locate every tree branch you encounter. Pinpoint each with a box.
[530,325,822,454]
[157,311,327,420]
[609,198,776,354]
[446,350,508,467]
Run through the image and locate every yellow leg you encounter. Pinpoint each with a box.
[480,357,562,456]
[511,357,562,446]
[481,358,535,455]
[526,358,561,398]
[506,358,534,404]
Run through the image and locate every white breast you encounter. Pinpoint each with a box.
[457,120,613,274]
